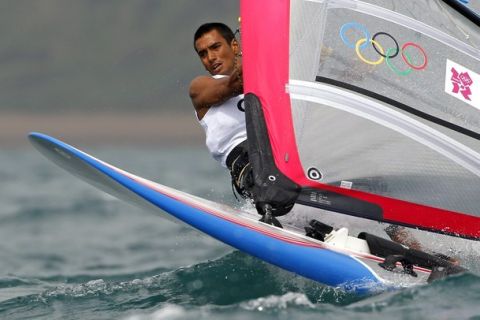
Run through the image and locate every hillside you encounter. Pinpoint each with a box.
[0,1,239,114]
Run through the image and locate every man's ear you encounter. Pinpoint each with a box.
[231,39,240,55]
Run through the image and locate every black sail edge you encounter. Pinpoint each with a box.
[244,93,300,216]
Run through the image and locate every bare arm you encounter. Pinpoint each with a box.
[190,60,243,120]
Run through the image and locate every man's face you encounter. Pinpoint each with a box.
[195,29,238,75]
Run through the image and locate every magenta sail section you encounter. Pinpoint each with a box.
[241,0,304,182]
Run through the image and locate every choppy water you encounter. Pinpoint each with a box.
[1,144,480,320]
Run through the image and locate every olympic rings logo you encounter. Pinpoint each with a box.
[339,22,428,76]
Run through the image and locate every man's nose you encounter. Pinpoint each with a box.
[207,50,216,61]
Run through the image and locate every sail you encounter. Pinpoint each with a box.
[241,0,480,239]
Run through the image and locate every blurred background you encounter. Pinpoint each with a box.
[0,0,239,147]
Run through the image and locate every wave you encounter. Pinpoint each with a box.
[122,273,480,320]
[2,251,480,319]
[0,251,346,314]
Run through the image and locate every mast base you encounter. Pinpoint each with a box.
[257,203,283,228]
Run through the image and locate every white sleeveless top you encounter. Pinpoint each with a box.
[197,76,247,167]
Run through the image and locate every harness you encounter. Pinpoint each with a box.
[226,140,254,200]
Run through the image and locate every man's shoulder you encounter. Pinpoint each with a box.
[190,75,210,86]
[189,75,214,93]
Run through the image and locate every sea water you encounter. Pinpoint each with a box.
[1,145,480,320]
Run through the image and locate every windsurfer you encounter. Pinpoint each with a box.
[189,22,253,200]
[189,22,428,252]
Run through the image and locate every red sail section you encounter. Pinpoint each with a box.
[241,0,480,240]
[241,0,303,181]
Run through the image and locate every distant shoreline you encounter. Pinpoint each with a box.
[0,112,204,147]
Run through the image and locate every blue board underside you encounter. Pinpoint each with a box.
[29,132,383,293]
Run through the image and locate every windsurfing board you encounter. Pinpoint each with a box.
[29,132,433,293]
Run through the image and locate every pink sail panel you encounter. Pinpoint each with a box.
[241,0,304,181]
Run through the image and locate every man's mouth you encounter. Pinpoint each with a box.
[211,62,222,74]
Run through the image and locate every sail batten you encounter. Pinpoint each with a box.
[314,76,480,140]
[288,79,480,178]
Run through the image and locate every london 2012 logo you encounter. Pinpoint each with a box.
[450,67,473,101]
[339,22,428,76]
[445,59,479,110]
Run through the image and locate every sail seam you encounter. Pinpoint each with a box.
[315,76,480,140]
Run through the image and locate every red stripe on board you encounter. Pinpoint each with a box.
[102,158,429,273]
[128,171,430,273]
[100,159,318,248]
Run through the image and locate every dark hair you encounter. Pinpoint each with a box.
[194,22,235,51]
